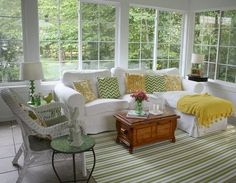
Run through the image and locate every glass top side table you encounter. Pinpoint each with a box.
[51,135,96,183]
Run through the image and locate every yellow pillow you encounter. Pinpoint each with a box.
[125,73,145,93]
[165,75,182,91]
[20,104,47,127]
[73,80,97,103]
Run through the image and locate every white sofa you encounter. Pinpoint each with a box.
[157,91,228,137]
[54,67,204,134]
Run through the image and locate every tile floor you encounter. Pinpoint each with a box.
[0,121,96,183]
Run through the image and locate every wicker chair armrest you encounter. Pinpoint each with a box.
[33,102,70,120]
[34,121,69,139]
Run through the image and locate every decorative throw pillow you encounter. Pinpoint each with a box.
[165,75,182,91]
[145,75,166,93]
[125,73,145,93]
[97,77,120,98]
[20,104,47,127]
[73,80,97,103]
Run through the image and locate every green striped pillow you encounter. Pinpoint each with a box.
[97,77,120,98]
[145,75,166,93]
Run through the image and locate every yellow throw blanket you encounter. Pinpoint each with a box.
[177,93,234,127]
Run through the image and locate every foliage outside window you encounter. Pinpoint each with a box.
[38,0,79,81]
[128,7,155,70]
[157,11,182,70]
[128,7,183,70]
[80,3,116,70]
[0,0,23,83]
[193,10,236,83]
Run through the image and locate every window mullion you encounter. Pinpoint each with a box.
[153,9,159,71]
[57,0,63,77]
[98,4,100,69]
[215,11,222,80]
[139,11,142,69]
[78,1,82,70]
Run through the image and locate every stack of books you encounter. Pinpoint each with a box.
[126,110,149,119]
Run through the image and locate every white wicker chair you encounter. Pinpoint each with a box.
[1,88,86,183]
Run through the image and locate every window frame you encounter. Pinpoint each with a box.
[128,5,184,71]
[193,9,236,84]
[79,0,119,70]
[0,2,24,84]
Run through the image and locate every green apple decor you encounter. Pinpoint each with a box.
[43,92,53,104]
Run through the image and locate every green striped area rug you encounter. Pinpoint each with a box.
[86,125,236,183]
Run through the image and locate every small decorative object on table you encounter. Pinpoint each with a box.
[43,92,53,104]
[68,108,84,147]
[149,104,163,115]
[33,93,42,106]
[127,110,149,119]
[131,91,148,115]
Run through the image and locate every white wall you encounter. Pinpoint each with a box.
[189,0,236,11]
[128,0,189,11]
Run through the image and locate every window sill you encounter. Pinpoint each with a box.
[0,80,60,89]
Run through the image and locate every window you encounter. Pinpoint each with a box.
[38,0,79,81]
[128,7,183,70]
[128,7,155,69]
[80,2,117,70]
[0,0,23,82]
[157,11,182,69]
[193,10,236,83]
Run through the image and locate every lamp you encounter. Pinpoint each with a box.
[191,53,204,76]
[20,62,44,105]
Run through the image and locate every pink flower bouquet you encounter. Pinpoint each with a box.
[131,91,148,102]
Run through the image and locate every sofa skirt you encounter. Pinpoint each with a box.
[175,110,227,138]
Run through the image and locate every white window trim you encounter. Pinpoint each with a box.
[193,10,236,84]
[79,0,120,70]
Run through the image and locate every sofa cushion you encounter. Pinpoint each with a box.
[125,73,145,93]
[85,99,128,115]
[62,69,111,97]
[145,75,166,93]
[165,75,182,91]
[154,67,180,75]
[97,77,120,99]
[73,80,97,103]
[156,91,195,108]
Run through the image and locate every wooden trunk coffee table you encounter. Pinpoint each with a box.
[114,110,179,153]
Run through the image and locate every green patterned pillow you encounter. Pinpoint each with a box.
[145,75,166,93]
[97,77,120,98]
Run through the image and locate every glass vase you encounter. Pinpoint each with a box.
[135,100,143,115]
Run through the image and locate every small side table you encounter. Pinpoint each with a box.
[51,135,96,183]
[188,75,208,82]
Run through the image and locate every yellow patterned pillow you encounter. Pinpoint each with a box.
[125,73,145,93]
[165,75,182,91]
[73,80,97,103]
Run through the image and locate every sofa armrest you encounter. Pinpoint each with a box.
[182,79,204,93]
[54,83,86,116]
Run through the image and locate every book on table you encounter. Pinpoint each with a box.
[126,110,149,119]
